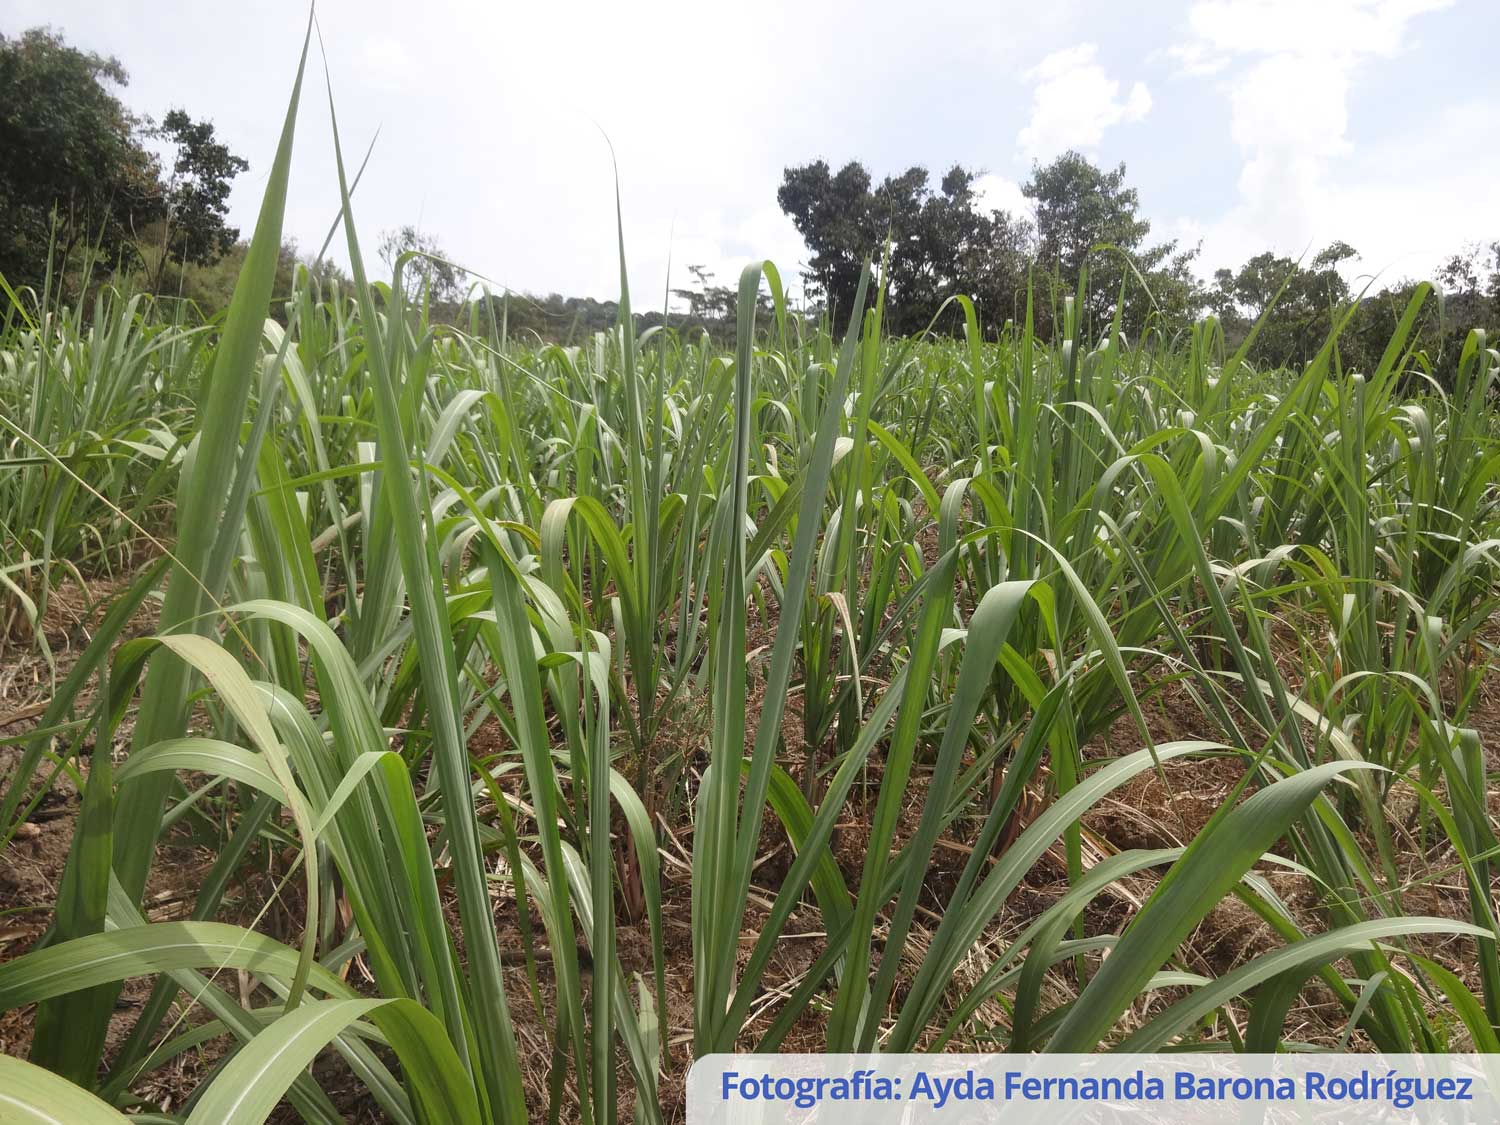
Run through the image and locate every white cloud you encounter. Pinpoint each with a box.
[1171,0,1461,277]
[1017,44,1152,160]
[1198,97,1500,283]
[1161,41,1229,77]
[1180,0,1450,62]
[972,173,1031,220]
[359,36,414,93]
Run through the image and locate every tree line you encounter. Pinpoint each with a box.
[4,25,1496,377]
[776,154,1498,376]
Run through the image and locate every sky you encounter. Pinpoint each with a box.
[8,0,1499,307]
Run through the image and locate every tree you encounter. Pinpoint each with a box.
[1436,240,1500,329]
[1346,241,1499,383]
[1024,152,1148,280]
[0,28,163,290]
[776,160,876,325]
[1202,238,1500,382]
[146,109,248,286]
[1207,243,1354,367]
[1022,150,1196,335]
[879,164,1028,335]
[777,151,1199,338]
[379,225,466,304]
[152,237,339,317]
[777,159,1034,334]
[671,264,737,323]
